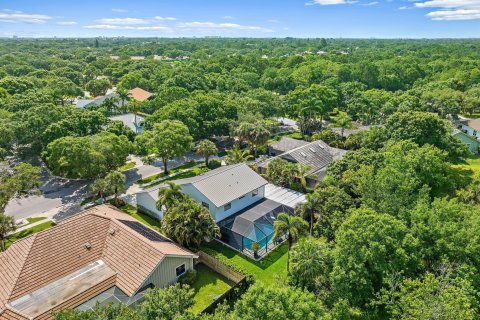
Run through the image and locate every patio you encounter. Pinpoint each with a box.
[217,198,294,259]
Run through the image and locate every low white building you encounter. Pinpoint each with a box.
[458,118,480,140]
[136,164,268,222]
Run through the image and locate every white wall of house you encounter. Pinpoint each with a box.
[136,192,163,219]
[181,184,266,222]
[460,124,480,140]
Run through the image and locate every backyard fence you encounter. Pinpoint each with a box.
[196,251,245,283]
[195,251,249,314]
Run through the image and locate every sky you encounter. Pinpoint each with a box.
[0,0,479,38]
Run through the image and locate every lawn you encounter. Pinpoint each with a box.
[108,200,160,228]
[190,263,234,314]
[146,167,209,188]
[201,241,288,285]
[119,161,136,171]
[26,217,46,225]
[5,221,56,249]
[137,161,202,184]
[461,155,480,172]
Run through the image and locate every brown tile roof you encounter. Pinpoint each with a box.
[460,118,480,131]
[128,87,153,101]
[0,205,195,320]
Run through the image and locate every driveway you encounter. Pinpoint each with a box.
[4,153,204,220]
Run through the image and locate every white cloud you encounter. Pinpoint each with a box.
[84,24,135,30]
[0,10,52,23]
[112,8,128,13]
[84,24,172,32]
[414,0,480,20]
[177,21,273,32]
[222,15,235,20]
[96,17,149,25]
[267,19,280,23]
[154,16,177,21]
[306,0,357,5]
[57,21,77,25]
[361,1,379,6]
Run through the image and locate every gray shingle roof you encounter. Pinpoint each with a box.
[269,137,309,153]
[176,164,268,207]
[259,140,346,179]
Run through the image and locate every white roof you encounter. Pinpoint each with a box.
[264,184,306,208]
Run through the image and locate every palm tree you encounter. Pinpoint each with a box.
[273,213,308,271]
[128,100,142,124]
[0,213,16,251]
[329,110,355,138]
[102,96,119,115]
[196,140,218,167]
[161,198,220,249]
[234,121,270,157]
[297,193,319,236]
[156,182,185,215]
[90,177,108,200]
[117,89,130,113]
[295,164,314,191]
[225,144,254,164]
[104,171,126,206]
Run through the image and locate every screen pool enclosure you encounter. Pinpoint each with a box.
[217,198,295,258]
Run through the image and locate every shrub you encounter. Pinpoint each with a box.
[178,269,197,286]
[208,158,222,169]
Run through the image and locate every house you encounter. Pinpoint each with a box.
[110,55,120,60]
[128,87,153,102]
[269,137,309,156]
[458,118,480,140]
[137,164,268,222]
[130,56,145,60]
[453,129,479,154]
[0,205,196,320]
[75,99,96,109]
[109,113,145,134]
[258,140,346,187]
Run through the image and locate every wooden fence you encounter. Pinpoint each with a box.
[196,251,245,283]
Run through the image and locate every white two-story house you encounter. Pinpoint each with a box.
[136,164,268,222]
[458,118,480,141]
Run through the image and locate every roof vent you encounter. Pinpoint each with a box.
[109,229,116,236]
[300,152,307,157]
[318,144,325,149]
[84,243,92,250]
[309,148,316,153]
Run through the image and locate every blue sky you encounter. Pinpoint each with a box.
[1,0,479,38]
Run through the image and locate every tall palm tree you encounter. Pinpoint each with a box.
[0,213,16,252]
[295,164,314,191]
[128,100,142,124]
[196,139,218,167]
[297,193,319,236]
[225,144,253,164]
[156,182,185,215]
[102,96,119,115]
[117,89,130,113]
[329,110,355,138]
[273,213,308,271]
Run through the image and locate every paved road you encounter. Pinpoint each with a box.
[4,153,203,220]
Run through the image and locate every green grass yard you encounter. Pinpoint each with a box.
[119,161,136,171]
[26,217,46,225]
[137,161,202,184]
[190,263,234,314]
[201,241,288,285]
[107,200,161,228]
[5,221,56,249]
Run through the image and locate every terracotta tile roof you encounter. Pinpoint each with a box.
[128,87,153,101]
[0,205,195,320]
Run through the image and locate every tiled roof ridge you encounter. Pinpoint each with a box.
[6,234,38,304]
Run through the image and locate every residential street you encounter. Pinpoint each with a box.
[4,153,204,221]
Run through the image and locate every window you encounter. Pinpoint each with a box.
[238,195,245,200]
[252,189,258,197]
[224,203,231,211]
[202,202,209,209]
[175,264,186,278]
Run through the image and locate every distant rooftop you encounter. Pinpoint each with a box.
[109,113,145,133]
